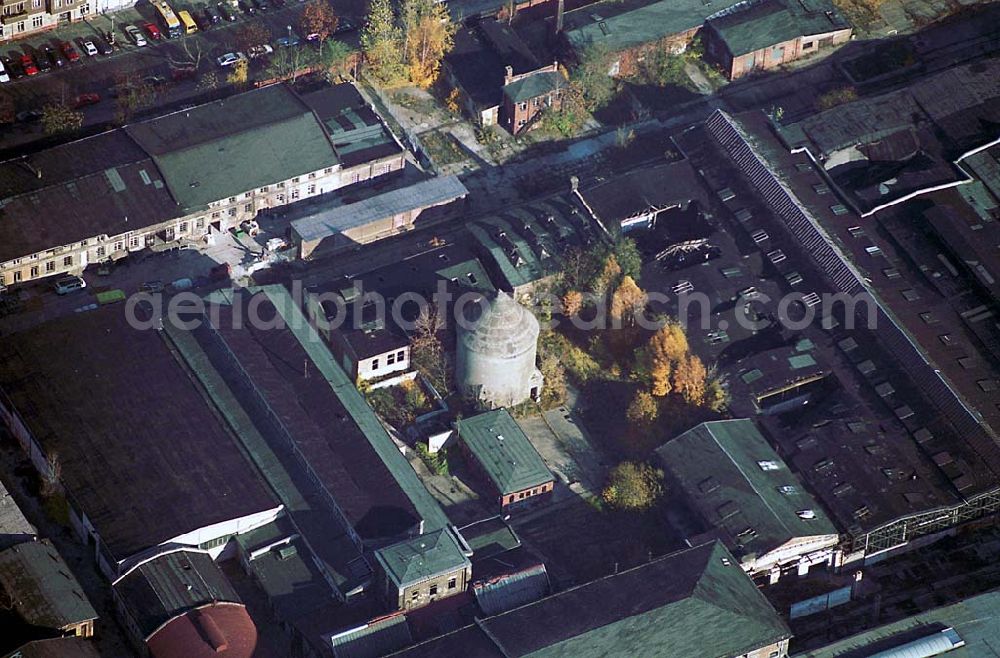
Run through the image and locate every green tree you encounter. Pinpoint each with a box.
[626,390,658,426]
[602,461,664,511]
[613,237,642,282]
[538,352,568,408]
[401,0,455,87]
[362,0,405,86]
[571,43,618,112]
[41,104,83,135]
[265,47,310,83]
[315,39,353,79]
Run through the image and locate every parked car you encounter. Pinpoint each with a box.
[0,60,8,83]
[204,5,221,23]
[82,39,99,56]
[143,74,169,87]
[71,92,101,109]
[38,44,66,71]
[44,45,65,67]
[15,109,42,122]
[194,12,211,29]
[217,2,236,21]
[140,280,164,293]
[54,275,87,295]
[332,19,356,34]
[33,50,51,72]
[2,55,22,79]
[95,36,114,54]
[142,21,162,40]
[237,0,254,14]
[60,41,80,62]
[252,0,268,11]
[216,51,246,67]
[19,54,39,76]
[275,33,299,47]
[124,25,147,46]
[246,43,273,59]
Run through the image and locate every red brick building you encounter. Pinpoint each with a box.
[704,0,852,79]
[501,66,567,135]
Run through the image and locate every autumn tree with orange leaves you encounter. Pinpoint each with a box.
[301,0,339,43]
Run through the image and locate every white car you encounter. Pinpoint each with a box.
[125,25,147,47]
[82,40,99,56]
[0,60,9,83]
[216,51,246,67]
[54,276,87,295]
[247,44,273,59]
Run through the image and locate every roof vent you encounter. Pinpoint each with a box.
[277,544,298,560]
[797,509,816,520]
[757,460,780,471]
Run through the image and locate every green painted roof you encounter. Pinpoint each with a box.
[457,409,553,496]
[126,85,338,211]
[562,0,743,54]
[0,540,97,630]
[795,589,1000,657]
[480,541,791,657]
[708,0,850,57]
[504,71,566,104]
[375,528,471,589]
[657,420,837,561]
[459,517,522,559]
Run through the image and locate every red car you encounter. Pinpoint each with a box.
[60,41,80,62]
[20,54,38,76]
[142,22,161,40]
[71,93,101,109]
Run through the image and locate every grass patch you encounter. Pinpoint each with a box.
[419,130,468,166]
[416,442,450,476]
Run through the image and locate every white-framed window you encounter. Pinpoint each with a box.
[31,14,43,27]
[179,221,189,234]
[307,184,316,195]
[45,261,55,272]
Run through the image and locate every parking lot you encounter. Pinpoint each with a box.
[0,0,362,150]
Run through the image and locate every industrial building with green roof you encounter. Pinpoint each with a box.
[560,0,744,74]
[656,419,840,580]
[704,0,852,79]
[391,540,791,658]
[456,409,554,509]
[373,527,473,612]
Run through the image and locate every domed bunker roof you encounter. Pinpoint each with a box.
[460,292,540,358]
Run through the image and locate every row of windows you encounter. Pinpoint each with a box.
[409,576,458,601]
[372,349,406,370]
[504,485,548,504]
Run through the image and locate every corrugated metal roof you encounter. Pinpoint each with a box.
[473,564,549,615]
[0,540,97,630]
